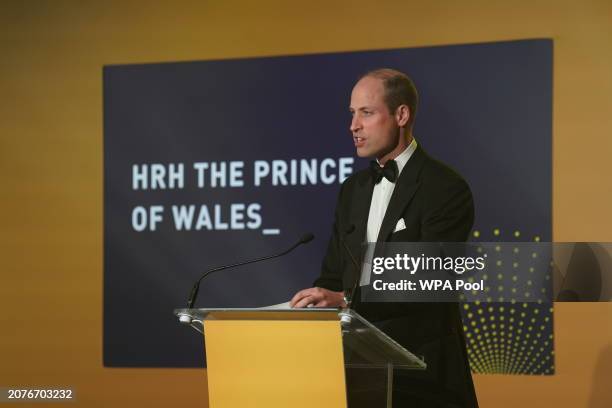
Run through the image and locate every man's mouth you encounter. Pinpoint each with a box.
[354,136,365,147]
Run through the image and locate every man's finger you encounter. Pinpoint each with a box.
[293,295,316,308]
[313,299,329,307]
[290,288,312,307]
[289,288,312,305]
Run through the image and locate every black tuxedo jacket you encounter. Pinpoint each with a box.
[314,145,478,408]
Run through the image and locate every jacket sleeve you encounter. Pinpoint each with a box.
[420,175,475,242]
[313,181,348,291]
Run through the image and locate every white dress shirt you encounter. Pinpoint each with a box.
[366,138,418,242]
[360,138,417,286]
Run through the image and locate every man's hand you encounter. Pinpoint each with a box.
[290,287,347,308]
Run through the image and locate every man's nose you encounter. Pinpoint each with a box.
[350,115,361,133]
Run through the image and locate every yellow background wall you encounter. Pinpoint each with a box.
[1,1,611,406]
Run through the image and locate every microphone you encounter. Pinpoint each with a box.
[186,233,315,308]
[340,224,360,271]
[338,224,361,308]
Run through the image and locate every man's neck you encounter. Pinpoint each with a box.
[377,133,414,165]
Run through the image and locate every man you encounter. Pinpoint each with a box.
[290,68,478,407]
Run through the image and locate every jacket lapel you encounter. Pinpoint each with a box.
[376,146,426,242]
[348,170,374,247]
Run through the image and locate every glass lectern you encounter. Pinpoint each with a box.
[175,308,426,408]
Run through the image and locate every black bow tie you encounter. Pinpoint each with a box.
[370,159,398,184]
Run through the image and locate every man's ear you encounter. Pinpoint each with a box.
[395,105,410,128]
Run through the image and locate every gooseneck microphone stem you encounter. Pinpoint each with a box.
[339,224,362,309]
[340,225,360,274]
[187,233,314,309]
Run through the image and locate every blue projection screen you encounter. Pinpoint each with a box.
[104,39,553,372]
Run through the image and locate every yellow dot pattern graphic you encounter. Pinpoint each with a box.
[463,228,554,375]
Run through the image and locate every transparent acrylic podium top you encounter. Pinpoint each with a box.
[174,307,426,370]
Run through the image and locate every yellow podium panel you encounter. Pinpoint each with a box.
[204,319,347,408]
